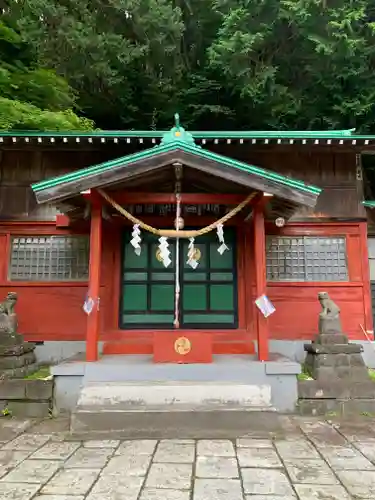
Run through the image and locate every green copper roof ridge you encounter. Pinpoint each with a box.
[160,112,196,146]
[1,128,359,139]
[32,141,321,196]
[363,201,375,208]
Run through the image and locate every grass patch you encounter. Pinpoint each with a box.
[326,411,338,417]
[368,369,375,381]
[297,363,313,381]
[24,365,51,380]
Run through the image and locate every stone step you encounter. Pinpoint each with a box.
[70,407,278,439]
[83,354,267,383]
[76,381,272,409]
[71,381,274,437]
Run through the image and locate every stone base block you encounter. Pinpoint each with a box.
[6,401,51,418]
[0,379,53,400]
[311,365,370,381]
[306,353,365,369]
[0,379,26,399]
[298,398,375,417]
[0,340,37,379]
[0,341,35,357]
[0,379,53,418]
[298,380,375,400]
[25,380,53,400]
[298,398,342,416]
[305,343,362,355]
[1,362,39,379]
[0,351,36,370]
[315,334,349,345]
[342,399,375,416]
[304,340,370,382]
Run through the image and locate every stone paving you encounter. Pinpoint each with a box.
[0,417,375,498]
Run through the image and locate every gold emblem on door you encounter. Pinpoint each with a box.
[156,248,201,262]
[190,248,201,261]
[155,249,163,262]
[174,336,191,355]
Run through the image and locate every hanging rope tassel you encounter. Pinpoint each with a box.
[187,237,199,269]
[174,194,181,329]
[216,223,229,255]
[130,224,142,255]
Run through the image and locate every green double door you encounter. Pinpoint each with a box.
[120,228,238,329]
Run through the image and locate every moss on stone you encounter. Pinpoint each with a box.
[24,365,51,380]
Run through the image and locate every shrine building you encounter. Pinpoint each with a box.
[2,116,375,415]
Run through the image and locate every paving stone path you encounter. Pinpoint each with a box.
[0,416,375,499]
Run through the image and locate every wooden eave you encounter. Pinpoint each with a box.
[3,136,375,151]
[31,141,321,213]
[3,125,375,150]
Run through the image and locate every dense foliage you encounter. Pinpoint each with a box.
[3,0,375,131]
[0,14,94,130]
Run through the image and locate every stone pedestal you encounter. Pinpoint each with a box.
[0,338,37,379]
[298,292,375,415]
[304,332,370,382]
[300,332,375,415]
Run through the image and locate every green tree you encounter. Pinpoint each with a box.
[208,0,375,130]
[7,0,375,132]
[16,0,186,128]
[0,16,93,130]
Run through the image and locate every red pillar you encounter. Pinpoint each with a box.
[86,201,102,361]
[253,200,269,361]
[360,221,373,335]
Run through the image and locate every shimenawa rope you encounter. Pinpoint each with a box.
[97,188,255,238]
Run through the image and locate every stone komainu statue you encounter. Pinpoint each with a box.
[0,292,36,377]
[0,292,18,335]
[318,291,342,335]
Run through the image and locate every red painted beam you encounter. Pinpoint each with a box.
[55,214,70,228]
[253,195,269,361]
[107,192,249,205]
[86,200,102,362]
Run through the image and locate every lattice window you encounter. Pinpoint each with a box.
[266,236,348,282]
[9,236,89,281]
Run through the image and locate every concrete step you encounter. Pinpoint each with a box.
[83,354,264,383]
[70,407,278,439]
[76,381,272,408]
[71,381,274,437]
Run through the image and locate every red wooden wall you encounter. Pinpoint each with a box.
[0,223,89,341]
[0,220,372,345]
[266,222,372,341]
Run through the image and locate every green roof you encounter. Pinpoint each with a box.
[363,201,375,208]
[32,130,321,197]
[0,128,359,139]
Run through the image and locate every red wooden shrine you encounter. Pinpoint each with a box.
[0,119,373,364]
